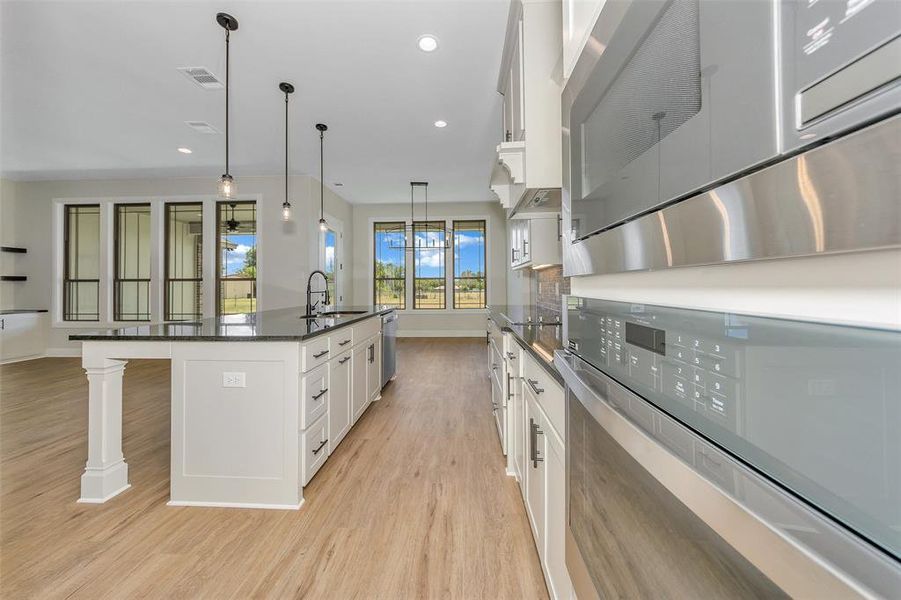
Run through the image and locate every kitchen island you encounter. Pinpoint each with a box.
[70,307,393,509]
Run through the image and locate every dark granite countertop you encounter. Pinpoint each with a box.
[0,309,49,315]
[488,305,564,384]
[69,306,394,342]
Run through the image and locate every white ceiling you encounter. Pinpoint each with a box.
[0,0,509,204]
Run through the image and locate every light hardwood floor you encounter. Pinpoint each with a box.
[0,338,548,599]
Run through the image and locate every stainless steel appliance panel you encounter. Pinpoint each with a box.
[381,311,397,387]
[564,297,901,569]
[563,113,901,276]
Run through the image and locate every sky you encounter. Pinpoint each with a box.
[222,234,255,276]
[376,229,484,278]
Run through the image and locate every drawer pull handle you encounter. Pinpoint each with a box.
[312,439,328,455]
[530,418,544,468]
[338,356,351,365]
[338,339,351,346]
[507,373,514,400]
[313,350,329,359]
[526,378,544,395]
[312,388,328,400]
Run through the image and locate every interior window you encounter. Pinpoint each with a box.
[63,204,101,321]
[113,204,152,321]
[373,222,406,309]
[413,220,446,310]
[165,203,203,321]
[216,201,257,315]
[453,220,487,309]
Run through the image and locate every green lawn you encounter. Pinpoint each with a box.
[376,289,485,309]
[220,297,256,315]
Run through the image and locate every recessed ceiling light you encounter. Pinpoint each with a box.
[177,147,193,154]
[434,120,447,128]
[418,34,439,52]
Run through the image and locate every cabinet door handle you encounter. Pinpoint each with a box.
[313,349,329,359]
[506,351,515,360]
[530,418,543,468]
[338,356,351,365]
[507,372,514,400]
[338,339,351,346]
[557,214,563,240]
[312,439,328,455]
[368,344,374,363]
[312,388,328,400]
[491,401,498,413]
[526,378,544,395]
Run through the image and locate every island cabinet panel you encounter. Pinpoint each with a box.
[300,412,329,486]
[351,342,369,424]
[301,335,331,373]
[355,317,381,343]
[366,333,381,403]
[328,349,353,450]
[330,328,354,352]
[300,362,329,430]
[170,342,301,509]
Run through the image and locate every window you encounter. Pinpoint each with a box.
[322,227,337,304]
[165,203,203,321]
[373,222,405,309]
[113,204,151,321]
[453,220,487,309]
[413,221,446,310]
[63,205,101,321]
[216,201,257,315]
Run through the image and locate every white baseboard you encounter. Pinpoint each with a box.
[166,499,304,511]
[397,330,484,338]
[0,353,47,365]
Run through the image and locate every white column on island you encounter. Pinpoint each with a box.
[78,357,131,503]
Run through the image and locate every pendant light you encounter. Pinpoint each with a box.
[279,82,295,221]
[316,123,328,231]
[216,12,239,199]
[388,182,451,250]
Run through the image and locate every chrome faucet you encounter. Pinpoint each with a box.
[306,270,330,315]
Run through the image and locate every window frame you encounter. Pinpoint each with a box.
[215,200,258,316]
[164,202,204,321]
[62,204,101,322]
[112,203,152,322]
[452,219,487,310]
[373,221,407,310]
[412,220,447,310]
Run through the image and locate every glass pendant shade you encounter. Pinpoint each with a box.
[218,174,236,199]
[282,201,292,221]
[319,217,328,232]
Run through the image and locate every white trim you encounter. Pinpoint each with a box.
[397,329,485,338]
[0,353,47,365]
[166,499,304,511]
[368,213,493,312]
[77,483,131,504]
[318,212,344,304]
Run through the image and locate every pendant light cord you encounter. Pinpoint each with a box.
[225,28,230,176]
[285,91,288,203]
[320,129,325,220]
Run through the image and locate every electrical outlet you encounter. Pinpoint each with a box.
[222,372,246,388]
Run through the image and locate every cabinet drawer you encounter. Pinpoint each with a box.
[353,316,380,344]
[522,353,565,442]
[330,328,354,352]
[301,335,331,372]
[299,413,329,487]
[300,363,329,430]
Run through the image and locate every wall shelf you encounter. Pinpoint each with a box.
[1,246,27,253]
[0,276,27,282]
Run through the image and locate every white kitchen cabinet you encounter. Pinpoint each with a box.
[366,334,381,403]
[352,342,369,424]
[490,339,507,454]
[525,385,547,559]
[300,412,329,486]
[510,214,562,270]
[508,343,526,488]
[328,349,353,451]
[492,0,563,208]
[300,363,329,430]
[0,312,48,363]
[544,424,571,600]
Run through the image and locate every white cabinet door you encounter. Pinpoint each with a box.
[352,343,368,424]
[525,388,547,558]
[0,313,47,362]
[521,219,531,263]
[511,19,525,142]
[328,351,353,450]
[545,427,572,599]
[367,334,381,402]
[511,347,526,487]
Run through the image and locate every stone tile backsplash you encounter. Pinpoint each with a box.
[532,265,570,318]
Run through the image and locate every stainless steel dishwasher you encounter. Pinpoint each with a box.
[381,311,397,387]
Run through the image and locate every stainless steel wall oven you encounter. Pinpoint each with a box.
[562,0,901,276]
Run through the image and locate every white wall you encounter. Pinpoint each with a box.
[571,249,901,330]
[7,174,353,354]
[0,177,23,309]
[351,201,506,336]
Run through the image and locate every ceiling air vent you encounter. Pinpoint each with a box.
[177,66,223,89]
[185,121,220,135]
